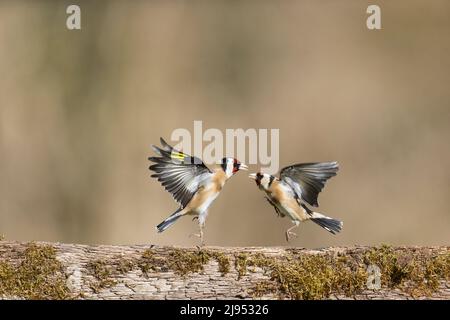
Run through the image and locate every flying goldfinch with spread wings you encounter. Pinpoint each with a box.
[249,162,342,242]
[149,138,248,245]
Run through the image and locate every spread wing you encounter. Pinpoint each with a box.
[149,138,212,208]
[279,162,339,207]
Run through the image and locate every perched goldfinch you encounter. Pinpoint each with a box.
[249,162,342,241]
[149,138,248,245]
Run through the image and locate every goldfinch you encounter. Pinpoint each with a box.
[249,162,342,242]
[149,138,248,245]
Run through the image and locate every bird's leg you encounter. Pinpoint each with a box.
[198,211,207,247]
[285,221,300,242]
[188,222,205,246]
[189,215,201,239]
[189,216,200,238]
[199,223,205,247]
[189,213,206,246]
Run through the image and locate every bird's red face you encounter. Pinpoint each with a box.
[221,157,248,176]
[233,159,247,173]
[232,158,248,173]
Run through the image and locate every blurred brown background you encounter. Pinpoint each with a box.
[0,1,449,247]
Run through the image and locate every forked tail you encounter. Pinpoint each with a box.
[310,211,343,234]
[156,208,184,233]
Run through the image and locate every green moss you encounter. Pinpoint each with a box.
[137,249,159,274]
[116,257,135,274]
[168,249,211,275]
[236,252,366,299]
[252,280,278,297]
[213,252,231,275]
[86,254,140,293]
[363,245,450,297]
[234,253,249,279]
[364,244,403,286]
[237,245,450,300]
[86,260,117,293]
[0,243,71,299]
[138,248,231,277]
[421,253,450,293]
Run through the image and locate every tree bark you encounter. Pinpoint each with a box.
[0,241,448,300]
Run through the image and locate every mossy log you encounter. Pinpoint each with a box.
[0,241,449,300]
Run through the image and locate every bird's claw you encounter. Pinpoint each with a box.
[285,231,298,242]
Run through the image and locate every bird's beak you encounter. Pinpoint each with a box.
[248,173,257,180]
[239,163,248,171]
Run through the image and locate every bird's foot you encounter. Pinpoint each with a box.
[189,233,205,246]
[285,231,298,242]
[192,217,198,221]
